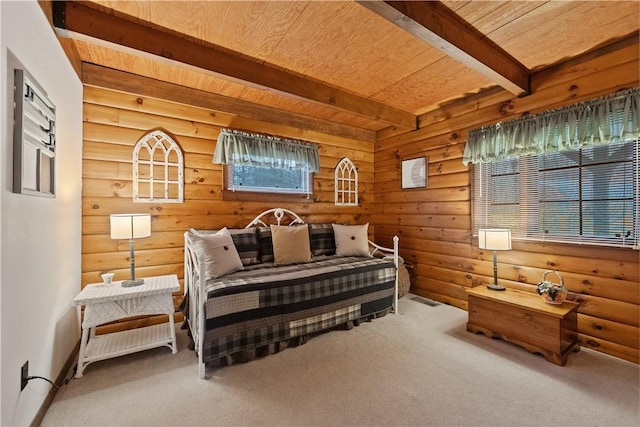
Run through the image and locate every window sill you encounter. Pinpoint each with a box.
[221,190,315,203]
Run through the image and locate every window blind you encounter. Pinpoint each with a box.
[474,139,639,249]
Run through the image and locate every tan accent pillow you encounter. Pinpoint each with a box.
[270,224,312,266]
[332,223,370,257]
[189,228,243,279]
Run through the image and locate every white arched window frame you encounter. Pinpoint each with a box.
[334,157,358,206]
[133,130,184,203]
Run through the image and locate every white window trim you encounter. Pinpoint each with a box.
[225,164,313,196]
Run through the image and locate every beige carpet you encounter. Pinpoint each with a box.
[41,295,639,427]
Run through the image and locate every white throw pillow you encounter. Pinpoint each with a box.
[270,224,312,265]
[189,228,243,279]
[332,223,370,257]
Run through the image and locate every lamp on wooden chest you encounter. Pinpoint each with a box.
[110,213,151,287]
[478,228,511,291]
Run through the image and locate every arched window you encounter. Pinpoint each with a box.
[334,157,358,206]
[133,130,184,203]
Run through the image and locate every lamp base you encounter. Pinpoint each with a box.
[487,283,506,291]
[122,278,145,287]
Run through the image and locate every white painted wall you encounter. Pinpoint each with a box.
[1,1,82,425]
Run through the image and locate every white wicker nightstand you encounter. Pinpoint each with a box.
[72,274,180,378]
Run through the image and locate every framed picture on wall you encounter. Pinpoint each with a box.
[401,157,427,189]
[13,66,56,198]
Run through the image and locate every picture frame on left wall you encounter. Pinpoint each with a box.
[12,66,56,198]
[401,157,427,189]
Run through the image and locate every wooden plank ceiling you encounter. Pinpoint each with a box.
[53,0,640,139]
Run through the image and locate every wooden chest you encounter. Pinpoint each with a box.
[466,286,580,365]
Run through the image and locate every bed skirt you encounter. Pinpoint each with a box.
[184,307,392,367]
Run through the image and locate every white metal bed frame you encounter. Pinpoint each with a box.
[184,207,399,379]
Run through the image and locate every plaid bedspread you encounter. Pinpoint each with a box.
[200,255,396,363]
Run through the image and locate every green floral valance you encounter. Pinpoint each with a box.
[213,128,320,173]
[463,88,640,165]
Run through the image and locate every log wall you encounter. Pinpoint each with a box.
[81,82,375,332]
[374,37,640,363]
[81,38,639,363]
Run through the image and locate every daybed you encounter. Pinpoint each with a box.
[183,208,399,378]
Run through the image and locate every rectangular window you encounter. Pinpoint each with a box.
[226,164,312,195]
[473,139,639,249]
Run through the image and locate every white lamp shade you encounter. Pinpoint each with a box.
[110,214,151,240]
[478,229,511,250]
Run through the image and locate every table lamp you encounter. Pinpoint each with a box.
[110,213,151,287]
[478,228,511,291]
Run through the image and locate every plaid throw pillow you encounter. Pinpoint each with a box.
[229,228,260,265]
[257,227,274,263]
[308,223,336,256]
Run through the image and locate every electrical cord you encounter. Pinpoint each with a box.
[59,369,76,387]
[26,376,59,389]
[26,365,76,390]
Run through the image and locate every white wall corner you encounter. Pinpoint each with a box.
[1,1,82,426]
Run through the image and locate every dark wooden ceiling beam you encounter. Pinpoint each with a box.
[82,63,377,143]
[358,0,531,96]
[53,1,417,130]
[38,0,82,79]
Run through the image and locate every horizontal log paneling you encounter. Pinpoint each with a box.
[79,38,639,363]
[578,332,638,364]
[376,187,470,203]
[82,247,184,272]
[408,249,639,327]
[377,42,640,362]
[571,295,639,328]
[376,225,470,244]
[84,85,237,127]
[415,264,474,287]
[577,313,640,351]
[82,198,373,217]
[508,239,639,264]
[82,64,378,142]
[413,276,470,303]
[376,213,470,231]
[531,36,639,92]
[479,249,639,283]
[412,288,468,311]
[410,254,639,306]
[376,201,470,216]
[392,235,473,259]
[84,122,217,155]
[82,84,376,333]
[85,105,221,141]
[84,83,379,149]
[473,251,638,283]
[82,177,374,201]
